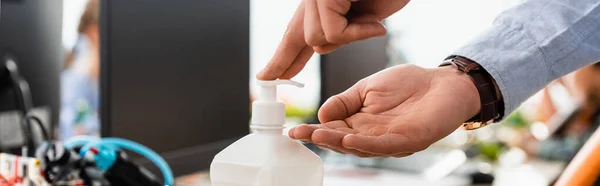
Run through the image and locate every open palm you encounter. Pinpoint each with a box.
[289,64,481,157]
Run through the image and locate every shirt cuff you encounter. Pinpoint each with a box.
[452,23,549,119]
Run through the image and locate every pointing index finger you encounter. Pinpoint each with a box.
[258,2,312,80]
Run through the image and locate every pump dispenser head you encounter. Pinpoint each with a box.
[252,80,304,129]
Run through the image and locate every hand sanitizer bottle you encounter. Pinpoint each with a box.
[210,80,324,186]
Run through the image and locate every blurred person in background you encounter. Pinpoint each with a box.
[60,0,100,139]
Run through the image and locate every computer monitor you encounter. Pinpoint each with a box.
[100,0,249,176]
[0,0,63,152]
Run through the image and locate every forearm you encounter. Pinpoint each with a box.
[454,0,600,118]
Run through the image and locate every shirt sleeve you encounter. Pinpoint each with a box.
[453,0,600,118]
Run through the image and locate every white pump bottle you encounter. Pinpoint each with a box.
[210,80,324,186]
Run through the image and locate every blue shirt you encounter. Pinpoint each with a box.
[60,67,100,139]
[59,37,100,139]
[453,0,600,118]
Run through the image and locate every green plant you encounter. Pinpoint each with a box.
[476,141,507,162]
[285,105,316,119]
[502,110,530,129]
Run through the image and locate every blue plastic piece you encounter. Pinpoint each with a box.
[93,144,118,170]
[80,141,101,157]
[79,138,174,186]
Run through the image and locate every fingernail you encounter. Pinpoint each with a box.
[288,128,296,138]
[256,70,264,79]
[341,134,356,148]
[343,134,354,139]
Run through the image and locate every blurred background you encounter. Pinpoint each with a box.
[2,0,600,185]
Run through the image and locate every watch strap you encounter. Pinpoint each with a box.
[440,56,503,129]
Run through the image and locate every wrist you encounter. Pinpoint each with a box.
[437,66,482,119]
[440,55,504,129]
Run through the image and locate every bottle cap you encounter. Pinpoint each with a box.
[251,79,304,128]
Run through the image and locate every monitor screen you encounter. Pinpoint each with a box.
[99,0,249,176]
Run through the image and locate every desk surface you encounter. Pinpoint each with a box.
[175,159,564,186]
[175,166,469,186]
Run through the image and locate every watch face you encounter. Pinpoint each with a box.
[463,120,494,130]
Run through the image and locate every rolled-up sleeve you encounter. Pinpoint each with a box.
[454,0,600,118]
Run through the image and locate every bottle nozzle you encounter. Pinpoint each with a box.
[257,80,304,101]
[257,80,305,88]
[252,79,304,127]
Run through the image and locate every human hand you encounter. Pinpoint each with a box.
[289,64,481,157]
[257,0,410,80]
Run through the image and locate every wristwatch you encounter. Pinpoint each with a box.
[440,55,504,130]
